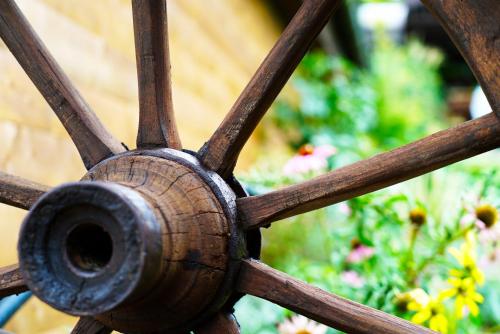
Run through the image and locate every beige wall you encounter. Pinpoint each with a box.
[0,1,283,332]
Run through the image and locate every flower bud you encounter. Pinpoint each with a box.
[409,208,426,226]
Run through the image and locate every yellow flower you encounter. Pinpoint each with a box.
[441,277,484,318]
[408,291,448,333]
[448,233,485,285]
[395,288,428,311]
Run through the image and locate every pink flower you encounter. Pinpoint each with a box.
[478,248,500,276]
[461,201,499,244]
[341,270,364,288]
[283,155,327,175]
[283,144,336,176]
[339,202,352,216]
[478,224,500,243]
[347,244,375,263]
[278,315,327,334]
[312,145,336,159]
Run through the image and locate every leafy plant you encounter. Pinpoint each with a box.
[234,34,499,334]
[273,35,446,163]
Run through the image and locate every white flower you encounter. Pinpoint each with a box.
[278,315,327,334]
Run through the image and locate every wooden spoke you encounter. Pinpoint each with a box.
[0,171,49,210]
[132,0,181,150]
[237,259,435,334]
[0,0,125,170]
[199,0,341,178]
[194,312,240,334]
[239,113,500,229]
[422,0,500,116]
[71,317,112,334]
[0,264,28,299]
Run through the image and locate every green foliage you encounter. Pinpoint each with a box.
[274,35,445,160]
[237,161,500,334]
[370,34,445,147]
[234,34,500,334]
[274,53,377,159]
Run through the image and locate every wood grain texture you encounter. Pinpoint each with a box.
[239,113,500,228]
[0,264,28,298]
[81,152,242,333]
[0,171,49,210]
[87,156,230,324]
[237,259,435,334]
[422,0,500,116]
[133,0,182,150]
[0,0,125,169]
[195,312,240,334]
[71,317,112,334]
[199,0,341,178]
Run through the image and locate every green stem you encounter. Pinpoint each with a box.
[411,224,475,284]
[483,325,500,333]
[405,225,420,285]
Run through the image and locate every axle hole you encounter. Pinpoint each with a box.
[66,223,113,273]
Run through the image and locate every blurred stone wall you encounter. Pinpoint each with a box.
[0,0,282,332]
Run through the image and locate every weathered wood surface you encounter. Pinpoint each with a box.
[0,264,28,298]
[132,0,181,149]
[195,312,240,334]
[71,317,112,334]
[86,155,232,332]
[0,0,125,170]
[199,0,341,178]
[0,171,49,210]
[237,259,436,334]
[422,0,500,116]
[19,151,242,333]
[239,113,500,228]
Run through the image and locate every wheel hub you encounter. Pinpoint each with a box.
[18,149,246,333]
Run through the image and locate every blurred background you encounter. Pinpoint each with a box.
[0,0,498,333]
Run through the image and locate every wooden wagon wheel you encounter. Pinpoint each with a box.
[0,0,498,333]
